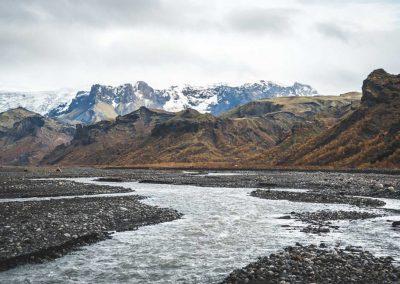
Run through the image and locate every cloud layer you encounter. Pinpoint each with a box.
[0,0,399,95]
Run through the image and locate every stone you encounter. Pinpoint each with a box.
[392,221,400,227]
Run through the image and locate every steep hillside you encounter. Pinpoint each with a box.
[42,94,359,166]
[0,108,74,165]
[48,80,319,124]
[274,69,400,168]
[42,107,176,165]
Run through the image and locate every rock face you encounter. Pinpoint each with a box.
[275,69,400,168]
[0,108,74,165]
[41,95,359,166]
[362,69,400,106]
[48,80,319,124]
[48,82,169,124]
[42,107,176,165]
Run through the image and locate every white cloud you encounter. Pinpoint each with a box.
[0,0,399,95]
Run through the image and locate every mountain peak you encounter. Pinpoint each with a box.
[134,81,153,92]
[177,108,201,118]
[368,68,389,77]
[362,69,400,106]
[1,107,38,119]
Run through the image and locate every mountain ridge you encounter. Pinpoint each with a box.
[0,107,74,165]
[41,93,359,166]
[2,69,397,169]
[265,69,400,168]
[47,80,319,124]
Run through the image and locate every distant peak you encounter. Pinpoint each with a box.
[135,80,150,88]
[138,105,150,111]
[133,81,153,94]
[15,106,29,111]
[9,106,35,114]
[0,107,41,119]
[178,108,201,118]
[136,105,171,115]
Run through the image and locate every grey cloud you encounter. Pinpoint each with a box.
[0,0,398,94]
[227,8,298,34]
[0,0,187,29]
[316,22,351,42]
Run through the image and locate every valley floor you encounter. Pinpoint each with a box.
[0,167,399,282]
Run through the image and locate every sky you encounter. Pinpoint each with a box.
[0,0,399,95]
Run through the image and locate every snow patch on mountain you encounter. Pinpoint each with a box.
[0,90,76,115]
[48,80,320,124]
[1,80,319,124]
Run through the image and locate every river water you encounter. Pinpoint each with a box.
[1,178,399,283]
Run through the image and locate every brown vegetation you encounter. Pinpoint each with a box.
[41,93,361,167]
[0,108,73,165]
[3,69,398,170]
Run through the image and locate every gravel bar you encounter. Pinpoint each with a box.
[1,167,399,198]
[251,189,386,207]
[292,210,382,224]
[0,177,130,198]
[222,244,400,283]
[0,195,182,271]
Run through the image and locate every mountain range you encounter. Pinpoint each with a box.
[42,93,360,166]
[1,69,398,169]
[0,80,318,125]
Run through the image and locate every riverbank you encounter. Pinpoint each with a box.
[0,167,399,280]
[0,177,131,198]
[250,189,386,207]
[0,175,182,271]
[222,243,400,283]
[1,166,399,199]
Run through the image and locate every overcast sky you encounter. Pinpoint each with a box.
[0,0,399,94]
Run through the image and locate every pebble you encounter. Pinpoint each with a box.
[392,221,400,227]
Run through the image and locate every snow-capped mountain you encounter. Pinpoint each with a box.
[161,81,319,114]
[0,90,75,115]
[49,80,319,124]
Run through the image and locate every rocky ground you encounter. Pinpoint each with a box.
[0,177,130,198]
[1,167,399,199]
[0,167,400,198]
[0,167,399,276]
[251,189,386,207]
[222,244,400,284]
[291,210,382,223]
[0,177,182,271]
[281,210,383,235]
